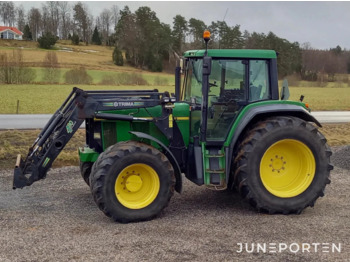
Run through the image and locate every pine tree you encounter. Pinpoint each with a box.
[91,26,102,45]
[113,46,123,66]
[23,24,32,41]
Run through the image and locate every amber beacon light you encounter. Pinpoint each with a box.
[203,30,211,41]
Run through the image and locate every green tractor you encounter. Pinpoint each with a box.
[14,31,332,223]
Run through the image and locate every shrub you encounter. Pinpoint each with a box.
[42,52,60,83]
[113,47,124,66]
[0,50,36,84]
[38,32,57,49]
[150,56,163,72]
[65,67,92,84]
[71,33,80,45]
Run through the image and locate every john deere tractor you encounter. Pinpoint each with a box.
[14,31,332,223]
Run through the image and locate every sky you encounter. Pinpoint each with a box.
[15,1,350,50]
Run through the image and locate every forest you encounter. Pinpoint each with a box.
[1,1,350,82]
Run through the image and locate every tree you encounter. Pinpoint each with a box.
[22,24,33,41]
[73,2,89,44]
[100,9,112,45]
[41,2,60,37]
[58,1,71,39]
[115,6,138,65]
[0,2,15,26]
[244,31,301,77]
[172,15,187,54]
[71,33,79,45]
[188,18,206,48]
[28,8,42,41]
[113,46,123,66]
[111,5,120,30]
[91,26,102,45]
[38,32,57,49]
[208,21,243,49]
[16,5,26,32]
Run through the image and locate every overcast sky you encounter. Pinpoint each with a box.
[16,1,350,50]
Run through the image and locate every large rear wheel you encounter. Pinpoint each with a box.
[90,141,175,223]
[233,116,333,214]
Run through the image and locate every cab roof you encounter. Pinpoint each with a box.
[183,49,277,59]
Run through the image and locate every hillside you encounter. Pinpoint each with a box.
[0,39,170,73]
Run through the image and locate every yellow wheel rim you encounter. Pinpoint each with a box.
[260,139,316,198]
[115,164,160,209]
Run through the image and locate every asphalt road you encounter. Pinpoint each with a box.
[0,111,349,129]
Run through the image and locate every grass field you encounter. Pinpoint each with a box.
[0,84,176,114]
[0,123,349,169]
[0,84,349,113]
[289,87,350,111]
[1,39,349,113]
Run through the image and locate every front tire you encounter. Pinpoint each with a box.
[90,141,175,223]
[79,161,93,186]
[233,116,333,214]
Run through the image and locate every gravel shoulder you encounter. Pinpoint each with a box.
[0,148,349,262]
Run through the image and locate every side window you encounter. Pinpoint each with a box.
[249,60,270,101]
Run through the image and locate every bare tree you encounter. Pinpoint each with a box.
[48,1,60,36]
[58,1,70,39]
[41,2,60,36]
[41,4,50,34]
[100,9,112,45]
[16,5,26,32]
[43,52,60,83]
[111,5,119,30]
[0,2,16,26]
[28,8,42,41]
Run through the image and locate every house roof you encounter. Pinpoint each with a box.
[0,26,23,35]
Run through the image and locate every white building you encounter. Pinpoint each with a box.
[0,26,23,40]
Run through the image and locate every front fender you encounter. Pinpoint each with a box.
[129,131,182,193]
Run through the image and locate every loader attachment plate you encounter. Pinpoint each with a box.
[13,154,30,189]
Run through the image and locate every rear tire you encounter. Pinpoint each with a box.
[233,116,332,214]
[90,141,175,223]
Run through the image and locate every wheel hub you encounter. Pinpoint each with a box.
[269,155,286,174]
[125,174,143,192]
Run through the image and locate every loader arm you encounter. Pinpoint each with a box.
[13,87,170,189]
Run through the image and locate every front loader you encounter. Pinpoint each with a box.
[13,31,333,223]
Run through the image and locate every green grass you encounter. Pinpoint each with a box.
[288,87,350,111]
[1,84,349,114]
[0,84,176,114]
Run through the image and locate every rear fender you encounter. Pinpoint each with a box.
[226,104,321,177]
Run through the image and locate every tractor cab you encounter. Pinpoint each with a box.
[182,49,279,144]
